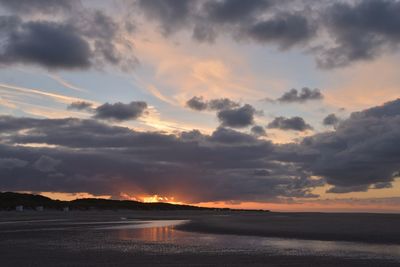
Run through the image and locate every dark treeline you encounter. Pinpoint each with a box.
[0,192,232,211]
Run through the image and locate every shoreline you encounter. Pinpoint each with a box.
[1,210,399,244]
[175,211,400,245]
[0,211,399,266]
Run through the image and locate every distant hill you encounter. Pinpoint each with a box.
[0,192,229,211]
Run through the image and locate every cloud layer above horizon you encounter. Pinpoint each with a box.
[1,99,400,203]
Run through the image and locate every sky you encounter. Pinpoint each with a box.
[0,0,400,212]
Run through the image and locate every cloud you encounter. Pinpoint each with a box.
[209,127,257,144]
[0,3,136,70]
[318,0,400,68]
[67,101,94,111]
[0,115,323,203]
[0,158,28,169]
[204,0,271,24]
[0,0,75,14]
[137,0,316,48]
[250,125,267,136]
[2,0,399,70]
[326,185,369,194]
[1,98,400,201]
[186,96,240,111]
[135,0,400,69]
[93,101,148,122]
[217,104,256,128]
[243,12,316,49]
[67,100,149,122]
[0,20,91,69]
[322,113,339,126]
[208,98,240,110]
[253,169,270,176]
[373,182,393,189]
[186,96,257,129]
[277,87,323,103]
[268,116,313,131]
[291,98,400,191]
[186,96,208,111]
[137,0,195,35]
[33,155,61,173]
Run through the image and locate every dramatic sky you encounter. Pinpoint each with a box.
[0,0,400,212]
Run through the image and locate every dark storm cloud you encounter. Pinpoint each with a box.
[93,101,148,121]
[217,104,256,128]
[0,2,135,70]
[0,20,91,69]
[204,0,271,23]
[1,98,400,201]
[2,0,399,69]
[243,13,316,49]
[67,101,94,111]
[318,0,400,68]
[354,97,400,118]
[277,87,323,103]
[0,115,322,203]
[289,98,400,191]
[322,113,339,126]
[135,0,400,68]
[1,0,399,70]
[186,96,240,111]
[138,0,316,47]
[0,117,176,148]
[267,116,313,131]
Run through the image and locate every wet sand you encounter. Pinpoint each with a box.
[0,211,399,266]
[177,211,400,244]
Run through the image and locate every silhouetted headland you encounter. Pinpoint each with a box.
[0,192,269,212]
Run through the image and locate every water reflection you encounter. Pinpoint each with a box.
[117,226,176,242]
[101,220,400,261]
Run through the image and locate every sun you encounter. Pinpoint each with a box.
[120,192,184,205]
[142,195,183,205]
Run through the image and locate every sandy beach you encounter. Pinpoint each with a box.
[0,211,399,266]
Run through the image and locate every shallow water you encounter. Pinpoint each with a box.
[1,217,399,264]
[98,219,400,261]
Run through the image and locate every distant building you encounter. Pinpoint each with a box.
[16,205,23,212]
[36,206,44,211]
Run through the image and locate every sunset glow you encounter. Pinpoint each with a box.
[120,193,184,205]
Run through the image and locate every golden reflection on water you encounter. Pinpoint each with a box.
[117,226,176,242]
[106,221,400,260]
